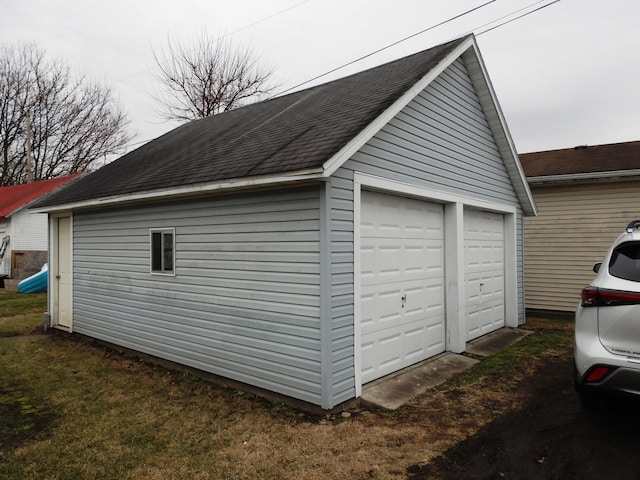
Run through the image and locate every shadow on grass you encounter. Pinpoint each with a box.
[0,384,56,451]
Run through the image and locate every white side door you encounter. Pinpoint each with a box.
[53,215,73,330]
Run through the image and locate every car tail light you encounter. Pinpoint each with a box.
[584,366,614,383]
[581,286,640,307]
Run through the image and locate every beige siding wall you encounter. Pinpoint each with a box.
[525,180,640,312]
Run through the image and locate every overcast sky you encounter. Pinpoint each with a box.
[2,0,639,155]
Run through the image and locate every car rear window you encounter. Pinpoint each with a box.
[609,242,640,281]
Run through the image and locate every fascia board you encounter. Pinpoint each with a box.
[321,36,476,178]
[31,168,325,214]
[463,38,537,217]
[528,169,640,185]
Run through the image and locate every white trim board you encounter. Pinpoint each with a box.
[32,170,325,214]
[354,173,517,215]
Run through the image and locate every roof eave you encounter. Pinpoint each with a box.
[528,169,640,185]
[31,168,325,214]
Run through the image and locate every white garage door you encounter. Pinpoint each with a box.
[464,209,505,341]
[360,191,445,384]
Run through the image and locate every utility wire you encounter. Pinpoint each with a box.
[456,0,549,37]
[115,0,313,85]
[274,0,496,97]
[476,0,561,35]
[117,0,314,151]
[122,0,562,153]
[122,1,495,151]
[227,0,313,37]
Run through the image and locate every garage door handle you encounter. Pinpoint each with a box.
[401,294,407,308]
[56,275,61,279]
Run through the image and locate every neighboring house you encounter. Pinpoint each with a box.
[0,175,80,281]
[32,35,535,411]
[520,140,640,313]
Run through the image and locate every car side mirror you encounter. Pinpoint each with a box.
[593,262,602,273]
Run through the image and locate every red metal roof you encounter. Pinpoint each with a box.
[0,175,81,218]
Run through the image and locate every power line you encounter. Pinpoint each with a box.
[122,0,563,154]
[476,0,560,36]
[456,0,549,37]
[115,0,313,85]
[476,0,561,35]
[117,0,315,151]
[274,0,496,97]
[227,0,313,37]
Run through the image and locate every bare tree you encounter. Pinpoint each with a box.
[0,42,131,186]
[153,32,277,122]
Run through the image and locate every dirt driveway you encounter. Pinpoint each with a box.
[407,355,640,480]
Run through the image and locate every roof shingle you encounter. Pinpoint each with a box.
[33,37,466,208]
[520,141,640,178]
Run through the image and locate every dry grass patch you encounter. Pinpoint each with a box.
[0,290,47,337]
[0,317,574,479]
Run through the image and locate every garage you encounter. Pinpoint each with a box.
[464,209,506,341]
[359,190,446,383]
[33,34,535,411]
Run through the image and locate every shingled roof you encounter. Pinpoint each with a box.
[520,140,640,180]
[33,35,534,215]
[32,37,470,209]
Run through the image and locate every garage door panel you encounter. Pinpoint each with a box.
[361,238,444,286]
[361,282,444,327]
[362,317,445,379]
[464,209,505,341]
[362,192,443,237]
[360,191,446,384]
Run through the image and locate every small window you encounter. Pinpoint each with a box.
[609,242,640,282]
[150,229,175,275]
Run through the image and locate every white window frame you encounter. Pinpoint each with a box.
[150,228,176,276]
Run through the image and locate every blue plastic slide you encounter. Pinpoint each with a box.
[18,264,48,293]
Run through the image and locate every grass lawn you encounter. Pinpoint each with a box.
[0,308,574,479]
[0,290,47,337]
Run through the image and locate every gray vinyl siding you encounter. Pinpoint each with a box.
[326,175,357,405]
[347,58,518,205]
[72,188,324,405]
[327,57,525,393]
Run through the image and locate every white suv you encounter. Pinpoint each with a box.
[574,220,640,407]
